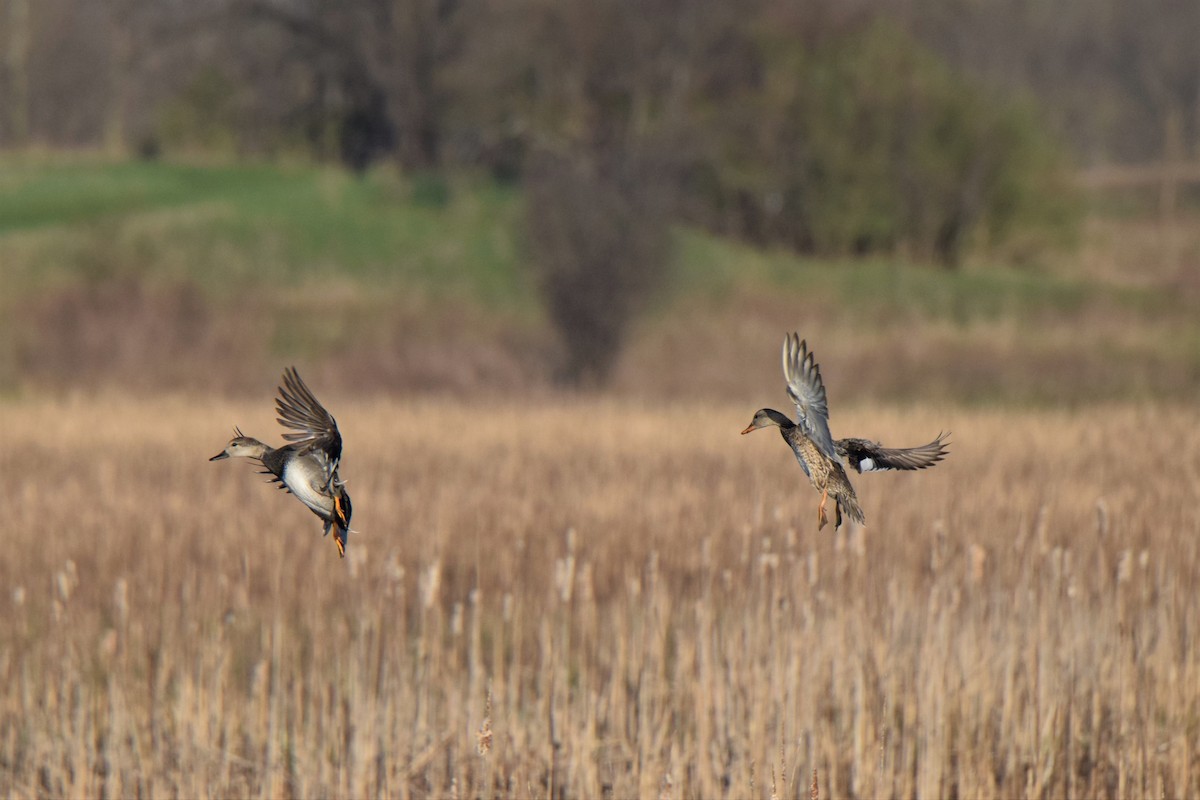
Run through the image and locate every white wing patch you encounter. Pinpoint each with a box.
[858,457,879,472]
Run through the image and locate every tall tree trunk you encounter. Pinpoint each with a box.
[6,0,31,146]
[1159,102,1182,223]
[105,8,134,155]
[1160,101,1183,275]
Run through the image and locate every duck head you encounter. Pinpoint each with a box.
[740,408,792,435]
[210,428,269,461]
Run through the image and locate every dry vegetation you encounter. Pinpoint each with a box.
[2,394,1198,798]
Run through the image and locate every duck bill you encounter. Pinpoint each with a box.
[209,451,230,461]
[740,424,756,435]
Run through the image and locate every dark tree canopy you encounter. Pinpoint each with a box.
[5,0,1152,381]
[524,148,672,385]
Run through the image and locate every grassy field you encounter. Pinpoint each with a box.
[2,158,1197,794]
[0,159,526,304]
[2,394,1197,797]
[3,157,1200,404]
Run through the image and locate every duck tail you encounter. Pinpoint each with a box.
[331,487,352,559]
[837,493,865,527]
[333,525,348,559]
[320,518,349,559]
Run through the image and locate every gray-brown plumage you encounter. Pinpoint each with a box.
[210,367,352,558]
[742,334,949,530]
[836,434,949,474]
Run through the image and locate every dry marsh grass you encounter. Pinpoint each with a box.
[2,395,1198,798]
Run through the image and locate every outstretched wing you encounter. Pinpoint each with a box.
[275,367,343,465]
[836,433,950,473]
[782,333,837,461]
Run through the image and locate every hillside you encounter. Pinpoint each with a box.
[2,157,1198,405]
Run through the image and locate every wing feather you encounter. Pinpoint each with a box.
[836,433,950,473]
[275,367,343,465]
[781,333,837,461]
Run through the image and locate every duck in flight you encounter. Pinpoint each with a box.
[741,333,949,530]
[210,367,353,557]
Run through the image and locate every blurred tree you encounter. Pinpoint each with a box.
[4,0,1198,174]
[4,0,31,146]
[456,0,749,383]
[690,16,1078,267]
[902,0,1200,167]
[524,148,672,385]
[229,0,464,171]
[456,1,1078,269]
[456,0,749,175]
[457,0,727,383]
[1106,0,1200,219]
[103,0,140,154]
[155,68,242,156]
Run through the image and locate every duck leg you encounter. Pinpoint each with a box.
[321,518,346,558]
[817,488,829,530]
[333,527,347,558]
[334,493,348,528]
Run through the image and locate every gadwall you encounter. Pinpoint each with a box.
[742,333,948,530]
[211,367,353,557]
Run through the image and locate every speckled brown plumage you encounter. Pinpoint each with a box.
[783,422,863,530]
[742,334,948,530]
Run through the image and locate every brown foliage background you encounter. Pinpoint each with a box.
[2,395,1197,797]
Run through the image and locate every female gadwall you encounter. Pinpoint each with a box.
[742,333,949,530]
[211,367,353,557]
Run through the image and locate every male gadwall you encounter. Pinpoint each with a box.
[211,367,353,557]
[742,333,949,530]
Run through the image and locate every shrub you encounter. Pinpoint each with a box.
[155,68,242,157]
[524,148,671,386]
[690,18,1080,267]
